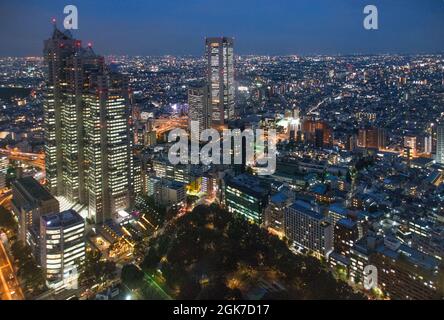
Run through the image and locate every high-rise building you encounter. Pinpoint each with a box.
[350,236,442,299]
[133,156,143,196]
[205,37,235,126]
[40,209,85,291]
[0,156,8,189]
[424,135,432,154]
[264,192,292,234]
[43,27,83,198]
[334,218,359,258]
[43,27,133,224]
[436,125,444,164]
[224,174,269,224]
[302,119,332,147]
[11,177,60,258]
[357,127,386,150]
[83,72,133,223]
[152,158,190,184]
[404,136,417,158]
[188,83,211,132]
[284,201,333,259]
[154,178,186,209]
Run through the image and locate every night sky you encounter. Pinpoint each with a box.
[0,0,444,56]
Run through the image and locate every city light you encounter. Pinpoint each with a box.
[0,0,443,305]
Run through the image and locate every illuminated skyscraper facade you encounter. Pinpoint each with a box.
[205,37,235,126]
[43,28,81,198]
[40,209,85,290]
[188,83,211,132]
[84,72,133,223]
[437,125,444,164]
[43,27,133,224]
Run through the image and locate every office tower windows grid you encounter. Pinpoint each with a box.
[284,203,333,258]
[40,209,85,288]
[43,28,133,224]
[206,37,235,126]
[437,125,444,164]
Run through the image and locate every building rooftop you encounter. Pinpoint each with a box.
[288,201,325,221]
[329,204,349,216]
[227,174,269,198]
[376,242,440,272]
[270,192,289,204]
[41,209,84,229]
[337,218,357,229]
[14,176,55,202]
[161,178,186,190]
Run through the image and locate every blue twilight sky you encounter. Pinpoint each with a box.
[0,0,443,56]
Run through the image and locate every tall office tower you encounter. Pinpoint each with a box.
[205,37,235,127]
[84,72,133,223]
[43,27,81,198]
[0,156,8,189]
[133,155,143,196]
[424,135,432,154]
[437,125,444,164]
[44,27,105,203]
[44,27,133,224]
[188,83,211,132]
[40,209,85,291]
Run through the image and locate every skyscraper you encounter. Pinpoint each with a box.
[43,28,82,198]
[83,72,133,223]
[205,37,235,127]
[284,201,333,259]
[188,83,211,132]
[437,125,444,164]
[43,26,133,224]
[11,177,60,251]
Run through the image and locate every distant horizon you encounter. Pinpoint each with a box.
[2,50,444,59]
[1,0,444,57]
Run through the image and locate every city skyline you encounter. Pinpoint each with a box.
[0,1,444,303]
[1,0,444,57]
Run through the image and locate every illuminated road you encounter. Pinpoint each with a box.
[0,191,12,211]
[308,97,329,115]
[0,148,45,170]
[0,240,24,300]
[154,117,188,136]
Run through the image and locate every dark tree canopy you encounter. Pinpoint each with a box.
[121,264,144,290]
[138,204,364,300]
